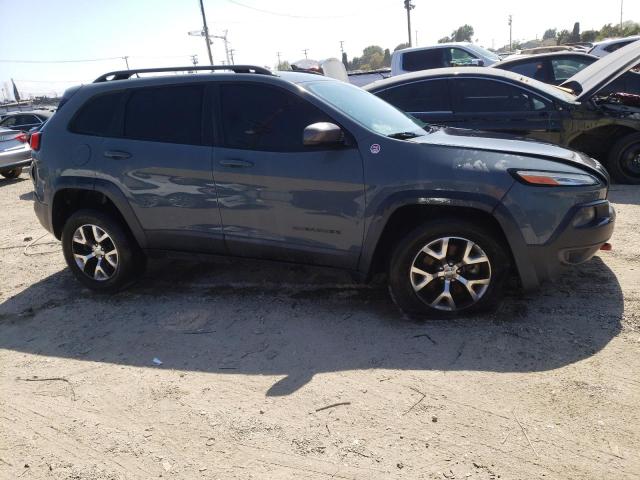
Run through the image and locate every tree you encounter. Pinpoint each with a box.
[556,29,571,45]
[569,22,580,43]
[383,48,391,67]
[438,36,451,44]
[394,42,410,51]
[276,60,290,70]
[341,52,348,69]
[581,30,598,42]
[542,28,557,40]
[451,24,474,42]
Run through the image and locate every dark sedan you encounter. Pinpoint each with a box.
[366,41,640,184]
[493,51,640,94]
[0,111,51,132]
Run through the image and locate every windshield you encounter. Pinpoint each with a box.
[304,80,426,137]
[467,44,501,62]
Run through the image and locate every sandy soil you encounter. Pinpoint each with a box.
[1,174,639,480]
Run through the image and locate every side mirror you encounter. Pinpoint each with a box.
[303,122,344,146]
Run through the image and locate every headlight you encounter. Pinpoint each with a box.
[511,170,599,186]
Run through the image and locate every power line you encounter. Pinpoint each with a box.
[0,54,197,64]
[226,0,354,19]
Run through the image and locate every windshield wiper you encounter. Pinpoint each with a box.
[387,131,423,140]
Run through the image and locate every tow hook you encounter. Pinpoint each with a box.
[600,242,612,251]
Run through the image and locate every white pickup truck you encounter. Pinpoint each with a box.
[390,42,500,76]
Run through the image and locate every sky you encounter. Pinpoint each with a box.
[0,0,638,99]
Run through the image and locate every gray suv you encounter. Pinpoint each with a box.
[31,65,615,316]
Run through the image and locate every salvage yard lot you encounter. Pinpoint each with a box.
[1,175,639,479]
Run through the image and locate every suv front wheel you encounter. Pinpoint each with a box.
[62,209,145,292]
[388,219,510,317]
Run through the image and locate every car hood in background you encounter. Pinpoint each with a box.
[410,127,608,180]
[561,39,640,101]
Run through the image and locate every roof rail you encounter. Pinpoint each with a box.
[93,65,273,83]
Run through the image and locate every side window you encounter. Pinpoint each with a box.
[220,84,332,151]
[448,48,478,66]
[69,91,125,136]
[453,79,550,112]
[605,40,634,53]
[551,58,592,83]
[402,49,445,72]
[507,60,547,81]
[0,116,16,127]
[377,79,451,112]
[124,85,204,145]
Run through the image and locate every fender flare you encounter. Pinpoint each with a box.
[51,177,147,248]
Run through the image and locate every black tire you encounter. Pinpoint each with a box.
[61,209,145,293]
[1,167,23,179]
[388,219,510,318]
[607,132,640,184]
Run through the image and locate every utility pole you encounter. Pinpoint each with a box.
[302,48,309,59]
[122,56,130,69]
[508,15,513,51]
[276,51,282,67]
[198,0,214,65]
[190,54,198,66]
[404,0,415,47]
[340,40,345,56]
[415,30,418,47]
[229,48,235,65]
[620,0,624,30]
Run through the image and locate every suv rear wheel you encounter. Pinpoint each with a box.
[388,219,510,317]
[62,209,145,292]
[608,132,640,184]
[1,167,23,179]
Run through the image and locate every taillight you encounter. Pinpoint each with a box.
[15,133,28,143]
[30,132,41,151]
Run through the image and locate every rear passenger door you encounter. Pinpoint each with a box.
[375,79,454,125]
[450,77,562,142]
[212,82,365,269]
[93,84,224,252]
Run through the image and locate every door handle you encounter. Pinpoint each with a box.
[219,159,254,168]
[104,150,131,160]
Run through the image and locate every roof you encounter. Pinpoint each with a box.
[392,42,474,55]
[495,51,598,67]
[365,67,527,90]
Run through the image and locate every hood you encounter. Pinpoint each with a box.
[561,39,640,101]
[410,126,608,180]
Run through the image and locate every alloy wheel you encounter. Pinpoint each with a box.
[409,236,492,312]
[71,224,119,281]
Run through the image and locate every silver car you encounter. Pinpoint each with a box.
[0,128,31,179]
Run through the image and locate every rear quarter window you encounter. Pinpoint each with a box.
[402,49,445,72]
[69,91,125,136]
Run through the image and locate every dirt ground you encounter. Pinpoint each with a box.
[0,173,639,480]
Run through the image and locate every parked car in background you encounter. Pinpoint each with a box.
[589,36,640,57]
[30,65,614,316]
[493,51,640,94]
[0,127,31,179]
[367,40,640,184]
[391,43,500,76]
[0,111,51,132]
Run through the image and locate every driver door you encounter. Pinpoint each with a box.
[212,82,365,269]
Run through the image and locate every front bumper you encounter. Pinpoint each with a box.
[524,199,615,286]
[0,144,31,171]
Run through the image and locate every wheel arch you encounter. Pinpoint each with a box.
[568,124,639,162]
[51,178,147,248]
[360,196,538,289]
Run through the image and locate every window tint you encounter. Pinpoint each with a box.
[551,57,592,82]
[377,80,451,112]
[220,84,332,151]
[402,49,445,71]
[506,60,547,81]
[0,116,16,127]
[605,40,635,53]
[70,91,124,136]
[453,79,550,112]
[449,48,477,66]
[124,85,203,145]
